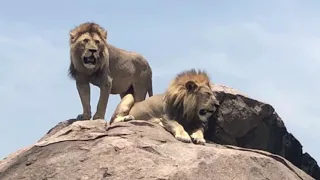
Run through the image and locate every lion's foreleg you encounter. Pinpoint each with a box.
[110,94,135,124]
[190,127,206,145]
[93,76,112,120]
[76,80,91,120]
[161,115,191,143]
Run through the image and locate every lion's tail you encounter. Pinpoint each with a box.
[146,64,153,97]
[147,80,153,97]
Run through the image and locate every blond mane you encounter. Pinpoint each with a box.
[164,69,212,121]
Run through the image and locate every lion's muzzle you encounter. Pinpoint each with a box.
[83,56,97,65]
[83,48,99,68]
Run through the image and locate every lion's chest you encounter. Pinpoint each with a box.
[87,76,104,87]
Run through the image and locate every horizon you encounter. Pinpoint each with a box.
[0,0,319,164]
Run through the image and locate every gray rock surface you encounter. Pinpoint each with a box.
[0,119,315,180]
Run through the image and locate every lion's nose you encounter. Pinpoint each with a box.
[89,49,97,53]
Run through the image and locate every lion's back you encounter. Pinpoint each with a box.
[129,94,164,119]
[108,44,152,81]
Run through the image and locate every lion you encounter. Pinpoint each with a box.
[109,69,220,145]
[68,22,153,120]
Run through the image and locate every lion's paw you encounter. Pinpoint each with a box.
[93,113,105,120]
[190,132,206,145]
[123,115,135,121]
[175,131,192,143]
[76,114,91,120]
[191,136,206,145]
[113,115,135,123]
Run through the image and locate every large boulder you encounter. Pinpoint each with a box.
[207,84,320,179]
[0,119,315,180]
[0,84,318,180]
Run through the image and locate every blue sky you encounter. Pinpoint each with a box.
[0,0,319,163]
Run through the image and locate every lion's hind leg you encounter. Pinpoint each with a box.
[110,94,135,124]
[161,115,192,143]
[132,82,148,102]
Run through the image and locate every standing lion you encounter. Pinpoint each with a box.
[68,22,153,120]
[109,69,220,145]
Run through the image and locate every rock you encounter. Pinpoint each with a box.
[207,84,320,179]
[0,83,318,179]
[0,120,315,180]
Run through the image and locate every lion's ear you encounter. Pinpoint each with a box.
[102,30,107,40]
[69,31,76,43]
[185,81,198,92]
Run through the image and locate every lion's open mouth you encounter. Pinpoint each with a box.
[83,56,97,65]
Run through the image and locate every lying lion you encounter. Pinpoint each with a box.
[68,22,153,120]
[109,69,220,145]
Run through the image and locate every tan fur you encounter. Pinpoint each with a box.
[68,22,153,120]
[109,69,219,145]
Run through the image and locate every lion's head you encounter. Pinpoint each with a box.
[164,69,219,123]
[69,22,109,71]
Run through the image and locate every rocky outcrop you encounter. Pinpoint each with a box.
[0,84,318,180]
[207,84,320,179]
[0,119,315,180]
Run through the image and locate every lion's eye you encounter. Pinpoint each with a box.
[95,40,100,44]
[199,109,207,116]
[83,39,89,43]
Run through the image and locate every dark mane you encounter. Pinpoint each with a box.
[69,22,107,43]
[68,63,104,80]
[174,68,209,82]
